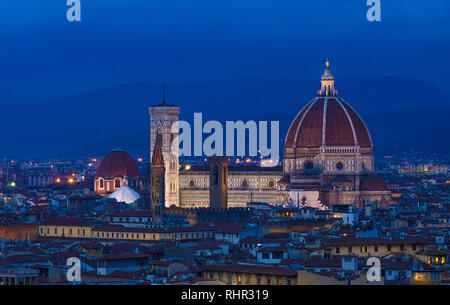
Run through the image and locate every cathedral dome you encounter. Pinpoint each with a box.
[284,97,372,149]
[284,61,372,151]
[96,149,140,178]
[360,174,387,192]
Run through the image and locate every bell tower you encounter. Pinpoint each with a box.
[208,156,229,209]
[149,84,180,207]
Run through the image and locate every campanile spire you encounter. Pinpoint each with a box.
[151,131,165,224]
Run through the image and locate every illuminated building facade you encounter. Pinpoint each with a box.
[147,61,390,209]
[179,165,288,208]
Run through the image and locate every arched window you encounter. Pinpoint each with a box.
[99,178,104,189]
[115,179,121,188]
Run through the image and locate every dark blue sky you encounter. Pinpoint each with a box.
[1,0,450,104]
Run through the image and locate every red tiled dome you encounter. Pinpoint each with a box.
[284,97,372,149]
[96,149,140,178]
[360,174,387,192]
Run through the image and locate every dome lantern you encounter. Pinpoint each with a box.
[318,59,338,97]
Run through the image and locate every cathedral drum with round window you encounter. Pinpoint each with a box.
[241,180,249,188]
[335,161,344,171]
[304,161,314,170]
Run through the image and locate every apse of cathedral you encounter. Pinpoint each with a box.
[96,60,391,210]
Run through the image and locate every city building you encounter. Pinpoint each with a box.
[147,61,391,210]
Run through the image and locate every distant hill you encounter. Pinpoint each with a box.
[0,77,449,158]
[364,107,450,158]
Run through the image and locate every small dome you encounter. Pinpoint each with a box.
[360,174,387,192]
[97,149,140,178]
[107,185,140,204]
